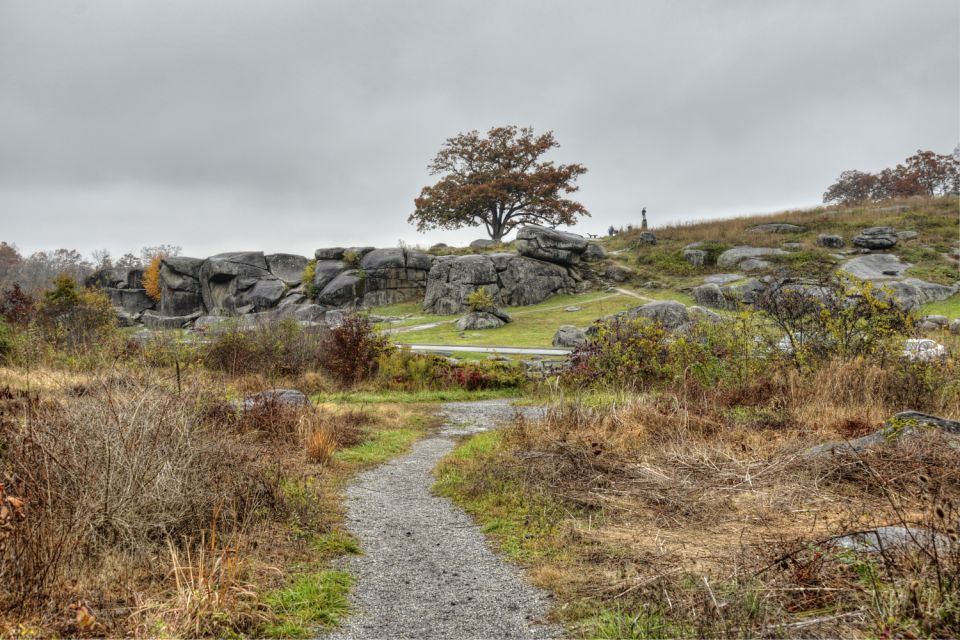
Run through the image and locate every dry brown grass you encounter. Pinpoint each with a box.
[449,355,960,636]
[0,365,420,637]
[637,195,959,247]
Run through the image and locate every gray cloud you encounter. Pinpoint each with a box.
[1,0,956,258]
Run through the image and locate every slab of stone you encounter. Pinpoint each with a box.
[839,254,910,280]
[716,246,788,268]
[703,273,744,285]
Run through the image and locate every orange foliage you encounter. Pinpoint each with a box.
[143,255,163,302]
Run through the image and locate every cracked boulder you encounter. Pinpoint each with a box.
[515,225,589,265]
[199,252,287,315]
[423,253,575,314]
[159,257,205,316]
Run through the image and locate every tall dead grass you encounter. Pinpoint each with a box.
[476,353,960,635]
[0,372,281,633]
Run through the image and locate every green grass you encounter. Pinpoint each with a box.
[919,294,960,319]
[310,531,361,558]
[261,571,354,638]
[392,291,645,348]
[433,431,570,562]
[629,287,695,305]
[313,388,520,404]
[368,301,450,329]
[334,428,423,467]
[583,607,695,639]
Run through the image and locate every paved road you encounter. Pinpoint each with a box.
[394,344,571,356]
[325,400,562,640]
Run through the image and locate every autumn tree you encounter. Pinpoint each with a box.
[823,148,959,205]
[821,170,877,205]
[409,126,589,241]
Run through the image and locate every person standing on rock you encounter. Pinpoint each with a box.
[641,207,648,230]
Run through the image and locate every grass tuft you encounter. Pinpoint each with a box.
[261,571,353,638]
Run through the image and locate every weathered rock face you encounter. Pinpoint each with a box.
[817,234,844,248]
[604,264,634,282]
[423,253,575,314]
[853,227,898,250]
[313,248,434,308]
[469,239,496,250]
[312,260,347,292]
[231,389,309,412]
[623,300,690,330]
[199,252,286,315]
[317,271,363,307]
[683,249,707,266]
[840,254,910,280]
[638,231,657,245]
[159,257,205,317]
[883,279,958,309]
[716,246,788,268]
[86,266,145,290]
[703,273,744,285]
[739,258,771,272]
[108,288,155,315]
[552,325,586,347]
[266,253,310,285]
[515,225,588,265]
[749,223,805,233]
[358,248,433,307]
[315,247,347,260]
[584,243,607,261]
[693,283,731,309]
[87,266,156,321]
[454,310,510,330]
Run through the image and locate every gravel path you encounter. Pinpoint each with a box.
[325,399,562,640]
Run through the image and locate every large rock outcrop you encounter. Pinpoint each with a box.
[515,226,589,265]
[86,266,156,322]
[314,248,434,308]
[199,252,286,315]
[159,257,205,316]
[423,253,575,315]
[853,227,898,250]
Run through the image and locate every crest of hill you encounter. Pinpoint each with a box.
[602,196,959,293]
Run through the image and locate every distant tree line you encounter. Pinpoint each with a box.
[822,147,960,206]
[0,242,181,296]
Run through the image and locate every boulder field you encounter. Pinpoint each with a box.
[94,225,598,329]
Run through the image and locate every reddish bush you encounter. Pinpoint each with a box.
[0,284,34,326]
[322,314,389,386]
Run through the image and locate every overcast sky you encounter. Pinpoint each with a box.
[1,0,957,259]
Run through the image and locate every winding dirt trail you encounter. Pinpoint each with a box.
[325,400,562,640]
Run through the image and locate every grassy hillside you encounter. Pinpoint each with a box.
[605,196,959,289]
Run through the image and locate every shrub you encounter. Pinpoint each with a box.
[143,255,164,301]
[754,273,915,367]
[0,377,274,614]
[34,276,117,353]
[322,314,389,386]
[202,319,324,377]
[342,250,361,268]
[301,259,317,298]
[0,284,35,326]
[466,287,496,312]
[377,348,452,390]
[563,318,672,390]
[0,319,15,364]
